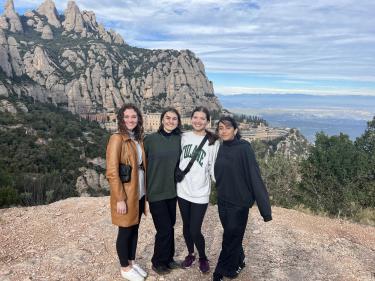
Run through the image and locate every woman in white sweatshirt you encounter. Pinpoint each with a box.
[177,106,219,274]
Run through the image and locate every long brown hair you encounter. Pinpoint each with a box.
[117,103,144,141]
[191,106,218,145]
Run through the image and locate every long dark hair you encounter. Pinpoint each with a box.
[216,115,242,139]
[191,106,218,145]
[158,107,182,135]
[117,103,144,141]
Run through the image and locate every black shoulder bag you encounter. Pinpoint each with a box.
[119,139,132,183]
[175,134,209,183]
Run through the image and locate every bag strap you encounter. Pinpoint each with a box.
[117,133,131,165]
[183,134,209,174]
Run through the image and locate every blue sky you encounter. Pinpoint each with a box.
[2,0,375,96]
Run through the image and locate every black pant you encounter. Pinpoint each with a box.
[149,197,177,267]
[214,199,248,277]
[116,196,145,267]
[177,197,208,259]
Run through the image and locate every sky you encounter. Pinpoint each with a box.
[2,0,375,96]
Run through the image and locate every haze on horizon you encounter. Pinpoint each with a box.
[2,0,375,96]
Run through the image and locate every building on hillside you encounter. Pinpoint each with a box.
[241,124,289,142]
[144,113,161,132]
[80,112,213,133]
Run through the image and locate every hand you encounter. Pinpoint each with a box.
[144,201,150,216]
[117,201,127,215]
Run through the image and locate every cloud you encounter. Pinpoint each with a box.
[215,86,375,96]
[3,0,375,93]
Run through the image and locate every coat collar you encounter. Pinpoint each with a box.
[116,132,131,142]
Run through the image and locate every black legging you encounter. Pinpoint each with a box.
[116,196,145,267]
[177,197,208,259]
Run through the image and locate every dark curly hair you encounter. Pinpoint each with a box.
[191,106,219,145]
[158,107,182,135]
[117,103,144,141]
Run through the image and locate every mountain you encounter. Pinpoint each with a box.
[0,95,110,207]
[1,196,374,280]
[0,0,221,115]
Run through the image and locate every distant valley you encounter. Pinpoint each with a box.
[218,94,375,142]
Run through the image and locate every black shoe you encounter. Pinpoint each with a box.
[167,260,181,270]
[213,272,224,281]
[152,265,170,275]
[236,260,246,274]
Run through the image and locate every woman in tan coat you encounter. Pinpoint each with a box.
[106,103,147,281]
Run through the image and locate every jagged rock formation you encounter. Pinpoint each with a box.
[0,197,374,280]
[0,0,221,115]
[76,167,109,196]
[3,0,23,33]
[276,128,310,159]
[41,24,53,39]
[36,0,61,28]
[0,99,17,113]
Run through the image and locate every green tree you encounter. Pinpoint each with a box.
[354,116,375,208]
[299,132,366,216]
[259,154,300,208]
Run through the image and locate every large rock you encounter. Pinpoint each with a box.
[0,16,9,30]
[41,24,53,39]
[62,1,85,33]
[3,0,23,33]
[109,29,125,45]
[36,0,61,28]
[0,83,9,97]
[23,46,56,86]
[75,167,109,196]
[0,99,17,114]
[7,36,24,76]
[0,30,12,77]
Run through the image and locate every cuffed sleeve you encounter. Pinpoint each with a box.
[263,216,273,222]
[106,134,126,202]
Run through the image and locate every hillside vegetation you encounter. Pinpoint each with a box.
[0,95,110,207]
[250,117,375,225]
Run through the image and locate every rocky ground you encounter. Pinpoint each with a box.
[0,197,374,281]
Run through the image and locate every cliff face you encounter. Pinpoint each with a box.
[0,0,221,115]
[0,197,374,280]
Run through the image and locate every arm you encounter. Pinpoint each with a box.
[244,143,272,222]
[106,134,126,202]
[209,140,220,182]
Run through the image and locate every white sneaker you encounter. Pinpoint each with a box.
[133,263,148,278]
[120,268,144,281]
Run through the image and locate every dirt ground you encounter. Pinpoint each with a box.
[1,197,374,281]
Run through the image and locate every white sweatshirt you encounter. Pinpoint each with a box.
[177,131,219,204]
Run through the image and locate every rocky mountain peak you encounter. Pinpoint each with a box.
[3,0,23,33]
[4,0,15,13]
[0,0,221,116]
[36,0,61,28]
[62,1,85,33]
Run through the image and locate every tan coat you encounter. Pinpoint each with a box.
[106,133,147,227]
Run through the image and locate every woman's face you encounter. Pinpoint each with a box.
[218,121,238,141]
[123,108,138,131]
[191,111,208,132]
[162,111,179,133]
